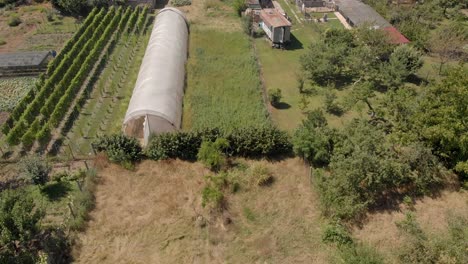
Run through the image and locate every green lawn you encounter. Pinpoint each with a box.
[182,27,270,132]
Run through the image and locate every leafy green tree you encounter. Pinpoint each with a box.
[375,45,423,90]
[301,41,351,85]
[268,88,283,107]
[428,22,468,74]
[315,119,444,220]
[414,66,468,174]
[346,81,377,118]
[379,87,419,144]
[293,110,335,166]
[323,28,355,47]
[353,25,393,61]
[390,45,423,77]
[0,190,44,263]
[324,90,342,115]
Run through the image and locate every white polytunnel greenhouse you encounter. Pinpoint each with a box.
[123,7,189,146]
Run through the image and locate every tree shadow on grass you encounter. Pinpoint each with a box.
[41,181,73,201]
[407,74,428,86]
[274,102,291,110]
[286,33,303,51]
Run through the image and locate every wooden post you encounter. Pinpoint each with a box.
[68,144,75,160]
[68,202,76,219]
[91,144,96,155]
[309,166,313,186]
[76,181,82,192]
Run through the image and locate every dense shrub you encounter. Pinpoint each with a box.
[8,13,21,27]
[225,126,292,157]
[92,134,142,165]
[145,130,217,161]
[0,190,44,263]
[19,155,51,186]
[322,222,353,246]
[293,110,335,166]
[197,138,229,171]
[146,126,292,160]
[268,88,282,107]
[232,0,246,16]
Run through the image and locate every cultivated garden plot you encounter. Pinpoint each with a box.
[0,77,36,113]
[0,6,149,157]
[63,13,151,156]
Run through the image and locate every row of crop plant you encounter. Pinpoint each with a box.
[54,8,148,155]
[62,7,149,156]
[2,8,105,136]
[2,8,107,137]
[2,6,147,151]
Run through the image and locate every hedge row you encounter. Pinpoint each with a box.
[95,127,292,163]
[147,127,292,160]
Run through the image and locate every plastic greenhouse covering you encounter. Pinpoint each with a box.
[123,7,188,145]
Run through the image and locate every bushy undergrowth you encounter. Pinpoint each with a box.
[67,169,98,231]
[396,212,468,264]
[201,174,227,209]
[322,220,384,263]
[197,138,229,171]
[0,187,72,263]
[249,163,273,186]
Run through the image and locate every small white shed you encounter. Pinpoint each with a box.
[260,8,292,46]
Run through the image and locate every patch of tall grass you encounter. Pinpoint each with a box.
[184,28,270,132]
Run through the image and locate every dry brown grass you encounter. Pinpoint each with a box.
[178,0,241,31]
[353,190,468,263]
[73,158,335,263]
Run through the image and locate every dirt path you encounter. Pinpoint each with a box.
[73,158,335,263]
[334,11,352,29]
